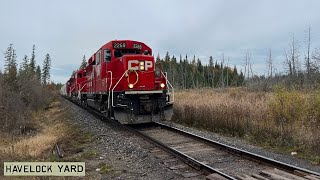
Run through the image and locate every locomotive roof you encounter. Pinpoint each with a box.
[86,40,152,65]
[101,40,151,50]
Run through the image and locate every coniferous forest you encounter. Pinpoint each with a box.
[155,52,244,89]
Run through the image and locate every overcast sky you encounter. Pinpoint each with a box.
[1,0,320,83]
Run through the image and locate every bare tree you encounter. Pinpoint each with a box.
[266,48,274,78]
[313,48,320,62]
[312,48,320,72]
[285,33,300,76]
[244,50,253,79]
[226,57,230,87]
[221,53,224,88]
[284,49,293,75]
[305,25,311,78]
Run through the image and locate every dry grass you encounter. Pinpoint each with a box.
[174,88,270,136]
[0,123,64,157]
[173,87,320,163]
[0,101,67,159]
[0,98,100,179]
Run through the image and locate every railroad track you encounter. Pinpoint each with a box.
[65,97,320,180]
[130,123,320,180]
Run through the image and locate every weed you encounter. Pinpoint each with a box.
[98,163,113,174]
[81,150,98,159]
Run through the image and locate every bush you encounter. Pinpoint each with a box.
[0,73,51,134]
[268,86,307,142]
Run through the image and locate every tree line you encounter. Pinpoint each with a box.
[3,44,52,85]
[155,52,245,89]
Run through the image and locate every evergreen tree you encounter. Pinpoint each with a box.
[22,55,29,71]
[164,52,170,62]
[42,54,51,85]
[170,55,177,87]
[233,66,238,75]
[71,70,76,76]
[29,45,36,74]
[156,53,161,62]
[19,55,29,77]
[154,51,245,89]
[80,55,87,68]
[208,56,214,87]
[36,65,41,82]
[4,44,17,84]
[209,56,214,67]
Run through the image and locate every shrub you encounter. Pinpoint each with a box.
[0,74,51,134]
[268,86,307,143]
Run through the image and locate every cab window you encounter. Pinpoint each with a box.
[114,49,141,58]
[104,49,111,62]
[78,73,82,78]
[96,50,101,65]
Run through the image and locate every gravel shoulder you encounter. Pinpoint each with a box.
[161,120,320,173]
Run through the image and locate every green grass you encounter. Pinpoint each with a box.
[98,163,113,174]
[81,150,98,159]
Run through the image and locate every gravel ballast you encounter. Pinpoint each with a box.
[62,98,205,179]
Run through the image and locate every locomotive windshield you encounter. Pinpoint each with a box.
[114,49,141,58]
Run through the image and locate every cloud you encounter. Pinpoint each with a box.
[1,0,320,83]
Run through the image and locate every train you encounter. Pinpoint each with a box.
[60,40,173,124]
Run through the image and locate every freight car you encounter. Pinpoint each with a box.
[62,40,173,124]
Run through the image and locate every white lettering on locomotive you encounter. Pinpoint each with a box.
[145,61,153,70]
[128,60,139,70]
[128,60,153,70]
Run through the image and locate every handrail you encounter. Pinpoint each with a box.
[110,70,174,108]
[106,71,113,109]
[111,70,130,107]
[76,83,86,92]
[69,86,75,96]
[68,87,71,96]
[161,71,174,103]
[77,83,86,100]
[79,84,86,91]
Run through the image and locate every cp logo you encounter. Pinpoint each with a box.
[128,60,153,70]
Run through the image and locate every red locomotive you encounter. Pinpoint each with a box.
[61,40,174,124]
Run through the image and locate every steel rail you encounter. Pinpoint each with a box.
[123,124,235,179]
[154,122,320,177]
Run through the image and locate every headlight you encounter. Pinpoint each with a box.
[139,61,145,70]
[160,83,165,88]
[128,84,134,89]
